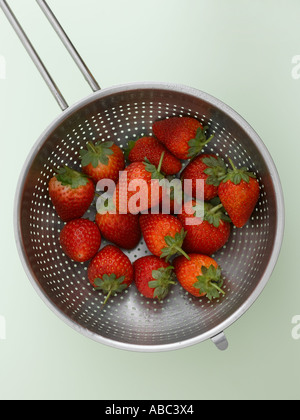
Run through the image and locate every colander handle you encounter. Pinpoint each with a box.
[36,0,100,93]
[0,0,100,111]
[211,331,229,351]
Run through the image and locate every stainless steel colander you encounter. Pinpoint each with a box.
[3,0,285,352]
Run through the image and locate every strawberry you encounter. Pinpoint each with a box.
[178,200,231,256]
[113,153,166,214]
[152,117,214,160]
[217,159,260,228]
[126,136,182,175]
[88,245,133,305]
[80,141,125,184]
[139,213,189,261]
[133,256,175,300]
[48,166,95,222]
[59,218,101,262]
[95,211,141,250]
[173,254,225,300]
[181,154,227,201]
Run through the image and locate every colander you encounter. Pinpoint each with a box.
[3,0,285,352]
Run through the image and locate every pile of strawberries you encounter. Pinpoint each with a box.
[48,116,260,304]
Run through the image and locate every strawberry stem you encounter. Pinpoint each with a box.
[144,152,166,180]
[194,265,225,300]
[174,246,191,261]
[161,229,190,261]
[222,158,257,186]
[209,203,224,215]
[228,158,237,171]
[188,127,215,159]
[211,282,225,295]
[55,165,91,188]
[103,290,113,306]
[94,274,127,309]
[149,266,176,300]
[203,134,215,147]
[88,141,97,154]
[157,152,165,174]
[203,202,231,228]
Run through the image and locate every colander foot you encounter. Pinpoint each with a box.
[211,332,229,351]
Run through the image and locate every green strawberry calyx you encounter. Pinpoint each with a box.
[188,126,215,159]
[55,166,91,189]
[80,141,114,168]
[161,228,190,262]
[93,274,127,305]
[148,266,176,301]
[221,158,257,186]
[124,139,136,160]
[202,156,228,187]
[194,265,225,301]
[194,202,231,228]
[144,152,166,181]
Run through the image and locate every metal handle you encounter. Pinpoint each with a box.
[36,0,100,93]
[0,0,100,111]
[211,331,229,351]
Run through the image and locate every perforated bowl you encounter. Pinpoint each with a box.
[3,0,284,351]
[14,83,285,351]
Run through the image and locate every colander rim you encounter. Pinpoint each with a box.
[14,81,285,352]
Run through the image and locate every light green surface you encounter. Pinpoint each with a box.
[0,0,299,400]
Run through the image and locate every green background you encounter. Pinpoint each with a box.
[0,0,299,400]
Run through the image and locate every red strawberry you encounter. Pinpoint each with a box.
[217,159,260,228]
[181,154,227,201]
[152,117,214,160]
[88,245,133,304]
[133,256,175,300]
[49,166,95,222]
[95,211,141,250]
[139,213,189,261]
[178,200,231,256]
[80,141,125,184]
[173,254,225,300]
[59,219,101,262]
[126,136,182,176]
[113,153,166,214]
